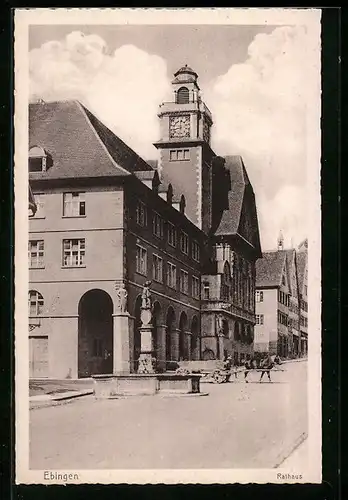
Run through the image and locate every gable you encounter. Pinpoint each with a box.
[280,257,292,294]
[237,186,262,255]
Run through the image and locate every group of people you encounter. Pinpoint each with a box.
[223,353,282,383]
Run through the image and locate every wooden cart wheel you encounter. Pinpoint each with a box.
[212,370,225,384]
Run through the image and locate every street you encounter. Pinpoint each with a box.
[29,360,307,470]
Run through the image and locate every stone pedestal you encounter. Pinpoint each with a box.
[113,313,131,374]
[138,324,155,374]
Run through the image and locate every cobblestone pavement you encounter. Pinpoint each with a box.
[29,361,307,470]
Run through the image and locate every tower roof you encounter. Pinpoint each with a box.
[174,64,198,77]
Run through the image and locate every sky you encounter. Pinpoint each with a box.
[29,23,313,251]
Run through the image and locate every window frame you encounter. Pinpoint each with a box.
[28,240,45,269]
[192,275,200,299]
[179,269,189,295]
[62,238,86,268]
[192,240,200,262]
[180,231,189,255]
[152,253,163,283]
[136,200,147,227]
[28,290,44,316]
[152,211,164,239]
[256,290,264,302]
[136,244,148,276]
[63,192,86,218]
[167,222,177,247]
[167,261,177,289]
[256,314,264,325]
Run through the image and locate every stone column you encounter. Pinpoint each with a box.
[113,313,131,374]
[156,324,167,371]
[171,328,180,361]
[185,331,192,360]
[218,335,225,360]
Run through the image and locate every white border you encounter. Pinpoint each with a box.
[14,7,322,484]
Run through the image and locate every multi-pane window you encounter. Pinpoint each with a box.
[192,276,200,299]
[203,282,210,300]
[167,262,177,289]
[136,200,147,226]
[31,193,45,218]
[28,290,44,316]
[62,239,85,267]
[63,192,86,217]
[192,240,200,262]
[169,149,190,161]
[28,240,44,268]
[278,311,289,326]
[179,269,189,294]
[256,314,264,325]
[180,232,189,255]
[153,212,164,238]
[167,222,177,247]
[256,290,264,302]
[136,245,147,275]
[152,254,163,283]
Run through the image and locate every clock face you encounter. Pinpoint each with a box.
[203,120,211,143]
[169,115,190,138]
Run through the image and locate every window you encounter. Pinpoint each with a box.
[167,222,177,247]
[28,240,44,268]
[304,285,308,296]
[180,232,189,255]
[256,290,264,302]
[192,240,200,262]
[28,290,44,316]
[256,314,264,325]
[136,245,147,275]
[152,254,163,283]
[153,212,164,238]
[278,311,289,326]
[179,269,189,294]
[29,146,47,172]
[136,200,147,226]
[203,282,210,300]
[192,276,200,299]
[169,149,190,161]
[177,86,190,104]
[62,239,85,267]
[63,193,86,217]
[167,262,177,289]
[31,193,45,218]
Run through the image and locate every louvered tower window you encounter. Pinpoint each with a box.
[177,87,190,104]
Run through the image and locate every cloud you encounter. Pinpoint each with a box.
[30,32,171,158]
[29,26,313,250]
[206,25,311,249]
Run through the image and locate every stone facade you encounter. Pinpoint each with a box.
[28,66,262,379]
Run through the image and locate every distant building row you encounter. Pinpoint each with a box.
[254,239,308,358]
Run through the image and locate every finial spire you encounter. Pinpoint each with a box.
[277,230,284,250]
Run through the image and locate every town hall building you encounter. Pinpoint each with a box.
[28,65,262,379]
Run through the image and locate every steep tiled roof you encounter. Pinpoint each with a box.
[29,100,152,181]
[256,250,288,288]
[296,251,307,291]
[214,155,261,255]
[214,156,245,236]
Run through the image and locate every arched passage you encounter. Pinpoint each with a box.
[78,289,113,378]
[133,295,142,372]
[190,315,200,360]
[179,312,188,361]
[166,307,176,363]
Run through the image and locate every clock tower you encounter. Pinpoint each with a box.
[154,65,214,233]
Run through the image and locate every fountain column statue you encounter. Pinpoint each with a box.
[137,281,156,373]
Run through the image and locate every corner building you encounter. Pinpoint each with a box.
[28,65,261,379]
